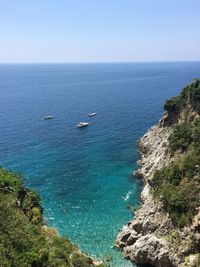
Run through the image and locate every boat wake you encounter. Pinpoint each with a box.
[122,190,132,201]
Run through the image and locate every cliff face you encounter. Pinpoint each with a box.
[116,121,177,267]
[116,79,200,267]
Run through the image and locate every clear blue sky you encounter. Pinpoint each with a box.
[0,0,200,63]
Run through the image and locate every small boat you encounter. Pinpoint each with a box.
[44,115,54,120]
[77,122,89,128]
[88,112,96,117]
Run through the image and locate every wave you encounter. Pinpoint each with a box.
[122,190,132,201]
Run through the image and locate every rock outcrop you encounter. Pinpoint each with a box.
[116,119,178,267]
[116,112,200,267]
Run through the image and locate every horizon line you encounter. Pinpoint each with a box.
[0,60,200,65]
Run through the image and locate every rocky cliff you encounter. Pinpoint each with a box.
[116,79,200,267]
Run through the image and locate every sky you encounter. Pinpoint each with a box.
[0,0,200,63]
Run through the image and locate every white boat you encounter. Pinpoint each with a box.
[77,122,89,128]
[44,115,54,120]
[88,112,96,117]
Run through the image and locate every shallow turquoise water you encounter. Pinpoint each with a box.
[1,63,200,266]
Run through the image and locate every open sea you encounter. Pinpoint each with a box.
[0,62,200,266]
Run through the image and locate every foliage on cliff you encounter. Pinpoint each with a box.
[164,78,200,114]
[153,79,200,228]
[0,168,103,267]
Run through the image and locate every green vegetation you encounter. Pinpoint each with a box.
[153,79,200,228]
[168,117,200,153]
[164,78,200,113]
[164,95,182,113]
[0,168,103,267]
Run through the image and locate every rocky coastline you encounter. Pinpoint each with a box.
[116,111,200,267]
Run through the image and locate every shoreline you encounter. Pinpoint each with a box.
[116,116,179,267]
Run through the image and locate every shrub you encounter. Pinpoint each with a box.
[164,95,181,113]
[153,142,200,227]
[168,122,192,152]
[153,102,200,228]
[0,168,23,193]
[164,79,200,114]
[154,161,200,228]
[0,168,102,267]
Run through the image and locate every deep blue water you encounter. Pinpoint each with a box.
[0,62,200,266]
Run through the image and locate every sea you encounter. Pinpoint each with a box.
[0,62,200,266]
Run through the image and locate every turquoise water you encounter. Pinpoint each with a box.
[1,63,200,266]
